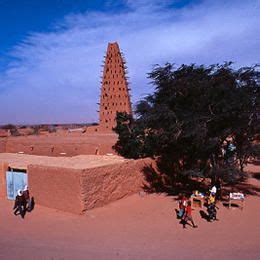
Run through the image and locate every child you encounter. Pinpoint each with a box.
[208,194,215,205]
[207,195,218,221]
[177,194,187,219]
[182,200,198,229]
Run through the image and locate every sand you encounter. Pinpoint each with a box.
[0,165,259,259]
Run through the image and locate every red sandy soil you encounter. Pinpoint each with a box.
[0,167,260,259]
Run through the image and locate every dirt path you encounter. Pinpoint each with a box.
[1,172,260,259]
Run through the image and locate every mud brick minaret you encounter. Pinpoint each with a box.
[99,42,132,131]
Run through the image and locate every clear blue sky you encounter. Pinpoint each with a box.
[0,0,259,124]
[0,0,194,70]
[0,0,116,69]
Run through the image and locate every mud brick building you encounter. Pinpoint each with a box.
[0,42,146,214]
[0,153,152,214]
[99,42,132,131]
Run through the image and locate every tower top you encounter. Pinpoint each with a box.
[108,42,119,45]
[99,43,132,132]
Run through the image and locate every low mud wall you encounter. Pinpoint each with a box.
[28,158,153,214]
[0,139,7,153]
[4,134,117,156]
[81,158,151,211]
[28,165,83,214]
[0,162,8,198]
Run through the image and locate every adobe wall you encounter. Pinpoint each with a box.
[28,165,83,214]
[0,162,8,199]
[27,158,153,214]
[4,134,117,156]
[99,42,132,131]
[80,158,152,211]
[0,138,7,153]
[86,125,99,133]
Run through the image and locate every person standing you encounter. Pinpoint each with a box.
[23,185,31,212]
[208,193,216,205]
[177,194,188,219]
[209,185,217,196]
[182,200,198,229]
[13,189,26,218]
[207,194,218,221]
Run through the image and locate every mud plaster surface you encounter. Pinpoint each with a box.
[0,153,127,170]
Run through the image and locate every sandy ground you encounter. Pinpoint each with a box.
[0,170,260,260]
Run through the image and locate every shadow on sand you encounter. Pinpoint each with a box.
[252,173,260,180]
[141,162,260,199]
[141,163,209,197]
[199,210,209,221]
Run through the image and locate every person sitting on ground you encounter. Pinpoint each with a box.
[177,194,187,219]
[181,200,198,229]
[23,185,31,212]
[13,189,26,218]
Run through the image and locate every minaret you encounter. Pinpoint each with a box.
[99,42,132,131]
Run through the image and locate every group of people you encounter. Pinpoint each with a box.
[13,185,32,218]
[177,186,219,229]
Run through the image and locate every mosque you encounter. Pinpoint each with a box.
[0,43,152,214]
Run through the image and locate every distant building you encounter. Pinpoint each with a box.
[99,42,132,131]
[0,129,9,137]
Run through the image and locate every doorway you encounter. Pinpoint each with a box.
[6,169,28,200]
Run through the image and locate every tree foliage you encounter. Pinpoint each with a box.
[113,63,259,183]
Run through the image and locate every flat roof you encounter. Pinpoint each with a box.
[0,153,128,170]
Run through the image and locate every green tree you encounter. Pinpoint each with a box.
[113,112,143,159]
[114,63,259,184]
